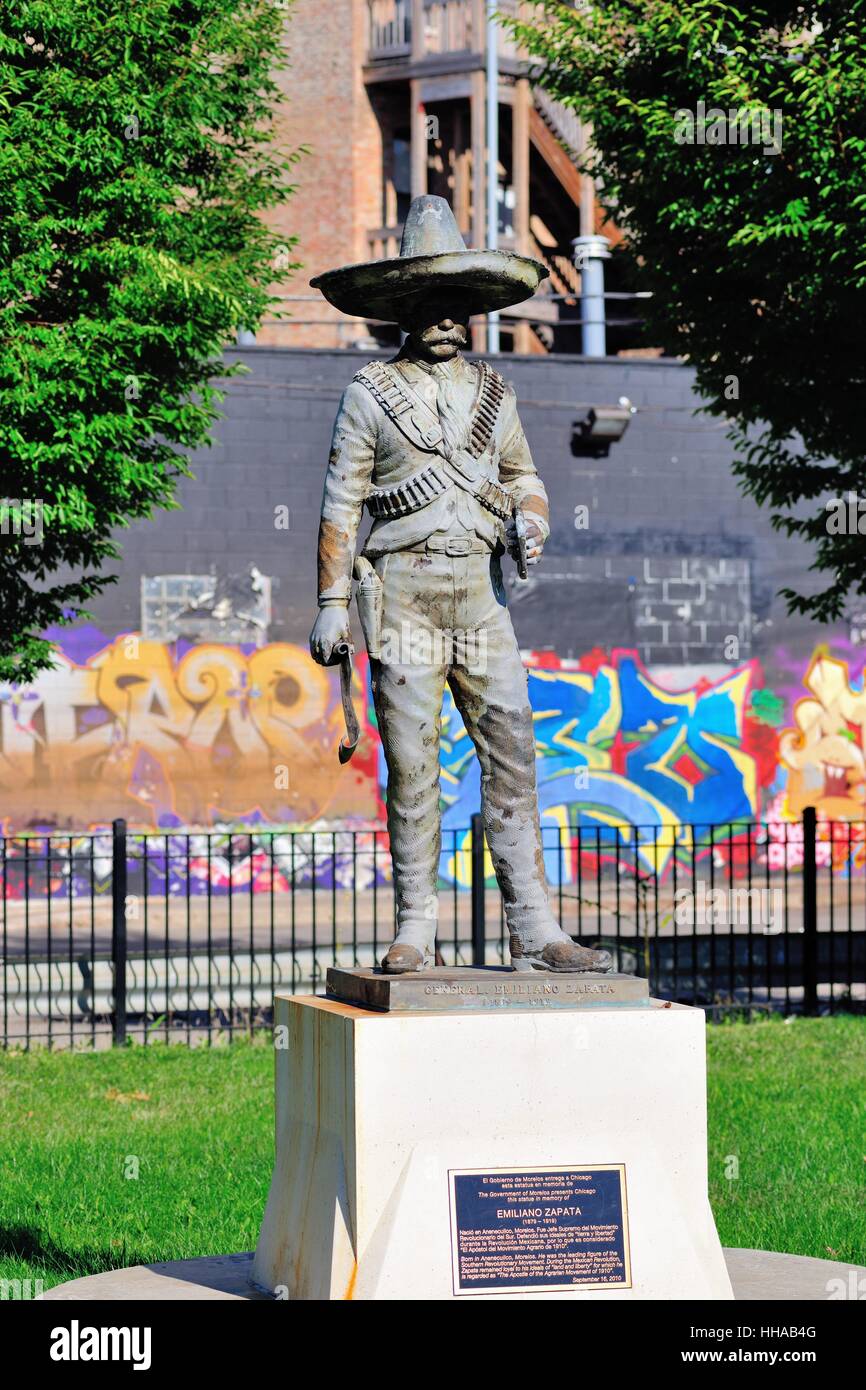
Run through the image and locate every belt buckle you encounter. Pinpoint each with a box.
[444,536,473,556]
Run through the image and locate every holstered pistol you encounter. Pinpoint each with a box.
[353,555,384,659]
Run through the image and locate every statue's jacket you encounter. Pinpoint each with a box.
[317,349,550,605]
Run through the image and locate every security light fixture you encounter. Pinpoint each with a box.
[571,397,635,458]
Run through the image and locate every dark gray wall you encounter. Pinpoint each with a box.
[89,346,824,674]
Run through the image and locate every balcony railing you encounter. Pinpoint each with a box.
[533,84,584,162]
[369,0,411,56]
[368,0,521,62]
[423,0,473,54]
[367,224,404,259]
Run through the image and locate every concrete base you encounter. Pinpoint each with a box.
[44,993,864,1304]
[43,1254,272,1300]
[42,1248,866,1301]
[252,992,732,1300]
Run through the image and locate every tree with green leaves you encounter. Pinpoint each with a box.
[513,1,866,622]
[0,0,301,681]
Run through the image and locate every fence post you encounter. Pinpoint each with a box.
[801,806,818,1016]
[471,812,486,967]
[111,818,128,1046]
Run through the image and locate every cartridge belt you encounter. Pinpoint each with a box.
[365,464,449,519]
[365,463,513,523]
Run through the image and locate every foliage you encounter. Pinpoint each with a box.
[0,1,302,680]
[514,2,866,621]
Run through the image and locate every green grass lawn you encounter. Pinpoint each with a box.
[706,1015,865,1268]
[0,1016,863,1291]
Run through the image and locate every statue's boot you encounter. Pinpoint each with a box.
[509,916,612,974]
[381,919,434,974]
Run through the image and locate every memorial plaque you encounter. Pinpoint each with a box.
[448,1164,631,1295]
[326,966,650,1012]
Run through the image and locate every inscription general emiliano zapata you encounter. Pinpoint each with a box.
[309,195,611,978]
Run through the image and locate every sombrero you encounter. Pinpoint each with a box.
[310,194,548,324]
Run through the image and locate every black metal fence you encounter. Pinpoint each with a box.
[2,809,864,1048]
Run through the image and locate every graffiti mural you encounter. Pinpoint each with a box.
[778,650,866,820]
[3,629,866,890]
[0,627,380,830]
[0,827,392,904]
[433,648,773,884]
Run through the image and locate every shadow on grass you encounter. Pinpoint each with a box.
[0,1224,155,1281]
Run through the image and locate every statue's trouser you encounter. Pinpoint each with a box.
[368,547,556,955]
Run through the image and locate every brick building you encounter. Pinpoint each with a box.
[263,0,618,353]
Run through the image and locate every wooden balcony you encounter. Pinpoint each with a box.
[367,0,521,65]
[368,0,411,57]
[366,225,404,260]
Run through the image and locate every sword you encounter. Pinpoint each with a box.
[334,640,360,764]
[512,503,528,580]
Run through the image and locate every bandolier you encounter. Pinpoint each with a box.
[356,359,513,524]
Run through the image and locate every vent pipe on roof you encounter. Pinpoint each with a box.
[572,234,610,357]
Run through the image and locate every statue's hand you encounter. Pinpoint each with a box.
[310,606,351,666]
[505,516,544,566]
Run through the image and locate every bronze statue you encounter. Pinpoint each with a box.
[309,195,611,977]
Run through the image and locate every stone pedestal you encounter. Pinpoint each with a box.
[252,992,733,1300]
